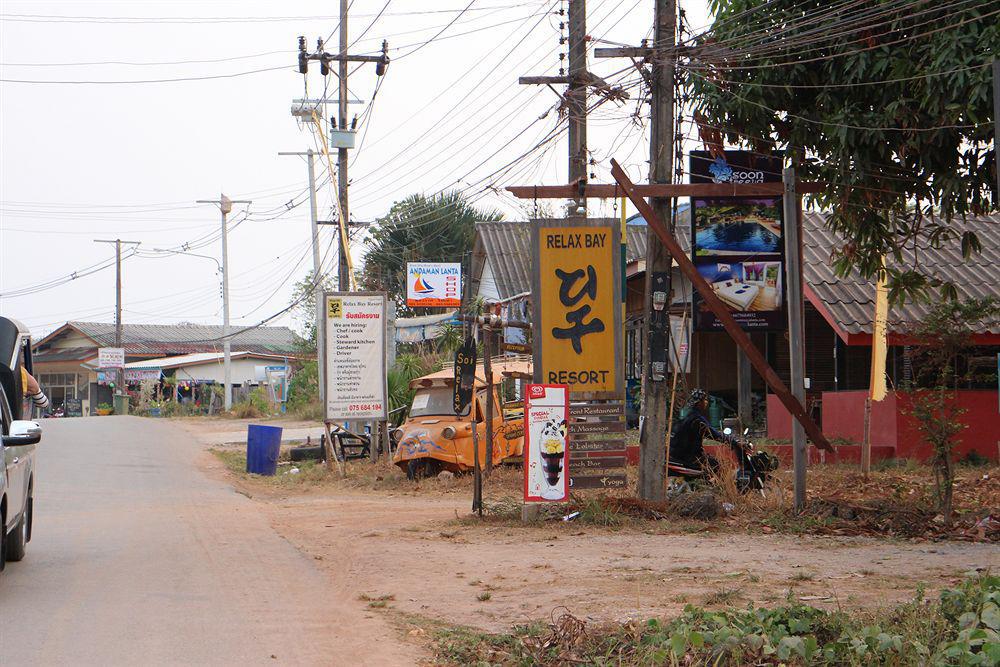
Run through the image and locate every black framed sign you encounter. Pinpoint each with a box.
[689,150,787,332]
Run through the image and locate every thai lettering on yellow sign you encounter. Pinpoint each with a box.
[537,225,619,394]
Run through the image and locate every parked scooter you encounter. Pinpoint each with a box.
[667,426,778,494]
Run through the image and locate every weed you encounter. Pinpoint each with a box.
[790,571,816,582]
[359,593,395,603]
[477,592,492,602]
[432,574,1000,666]
[702,587,744,606]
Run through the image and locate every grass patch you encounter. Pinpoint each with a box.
[477,592,492,602]
[431,573,1000,666]
[359,593,395,609]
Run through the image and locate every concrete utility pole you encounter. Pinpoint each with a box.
[567,0,588,214]
[519,0,589,215]
[94,239,140,393]
[638,0,677,502]
[196,194,251,411]
[279,149,326,406]
[296,17,388,292]
[782,168,808,510]
[337,0,351,288]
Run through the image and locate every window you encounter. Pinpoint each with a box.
[39,372,78,409]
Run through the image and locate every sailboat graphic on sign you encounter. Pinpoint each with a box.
[412,273,434,294]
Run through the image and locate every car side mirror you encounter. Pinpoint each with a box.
[3,420,41,446]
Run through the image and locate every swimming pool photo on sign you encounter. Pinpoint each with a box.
[694,201,782,255]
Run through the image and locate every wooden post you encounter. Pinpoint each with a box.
[484,328,495,474]
[993,60,999,205]
[471,401,483,516]
[737,348,752,429]
[783,168,808,510]
[862,397,872,476]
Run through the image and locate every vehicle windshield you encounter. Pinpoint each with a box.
[409,387,458,418]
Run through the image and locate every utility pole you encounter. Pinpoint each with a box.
[337,0,351,288]
[196,194,251,412]
[279,149,326,406]
[297,21,389,291]
[519,0,589,215]
[639,0,677,501]
[782,168,807,510]
[94,239,140,394]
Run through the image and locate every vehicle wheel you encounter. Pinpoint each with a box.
[0,507,6,572]
[406,459,439,481]
[25,488,33,543]
[5,511,27,562]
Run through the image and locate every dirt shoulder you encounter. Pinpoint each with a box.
[203,458,998,637]
[185,416,997,643]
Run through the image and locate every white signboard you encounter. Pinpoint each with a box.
[98,347,125,369]
[523,384,570,502]
[669,316,692,372]
[406,262,461,308]
[323,292,388,421]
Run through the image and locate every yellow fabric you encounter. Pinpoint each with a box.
[869,262,889,402]
[21,366,28,392]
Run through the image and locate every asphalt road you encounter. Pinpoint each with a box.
[0,417,403,666]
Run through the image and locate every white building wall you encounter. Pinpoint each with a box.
[173,357,275,384]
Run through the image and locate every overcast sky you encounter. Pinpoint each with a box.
[0,1,710,337]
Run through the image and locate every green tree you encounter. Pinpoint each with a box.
[289,270,333,351]
[688,1,998,302]
[360,191,503,314]
[905,297,1000,523]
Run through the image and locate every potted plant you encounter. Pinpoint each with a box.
[96,402,114,416]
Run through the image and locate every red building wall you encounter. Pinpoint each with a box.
[767,390,999,461]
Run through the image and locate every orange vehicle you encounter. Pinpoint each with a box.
[392,359,530,478]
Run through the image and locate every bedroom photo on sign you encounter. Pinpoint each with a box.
[691,198,787,331]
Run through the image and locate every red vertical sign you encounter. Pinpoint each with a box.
[523,384,570,502]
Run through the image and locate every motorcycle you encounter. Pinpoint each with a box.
[667,426,778,495]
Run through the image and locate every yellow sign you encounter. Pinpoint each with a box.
[327,298,343,318]
[536,224,619,394]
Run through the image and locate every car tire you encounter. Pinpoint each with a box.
[0,507,6,572]
[5,511,27,562]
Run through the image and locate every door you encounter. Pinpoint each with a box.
[1,383,27,532]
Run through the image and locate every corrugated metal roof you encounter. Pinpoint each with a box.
[471,212,998,337]
[124,351,289,370]
[47,322,304,356]
[804,212,1000,335]
[32,346,96,363]
[470,215,691,300]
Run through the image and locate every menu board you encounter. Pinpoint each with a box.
[323,292,388,421]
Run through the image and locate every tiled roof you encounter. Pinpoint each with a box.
[803,212,1000,336]
[41,322,305,356]
[470,212,999,338]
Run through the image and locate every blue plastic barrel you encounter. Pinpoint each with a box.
[246,424,282,475]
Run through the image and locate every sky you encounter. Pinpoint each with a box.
[0,0,710,337]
